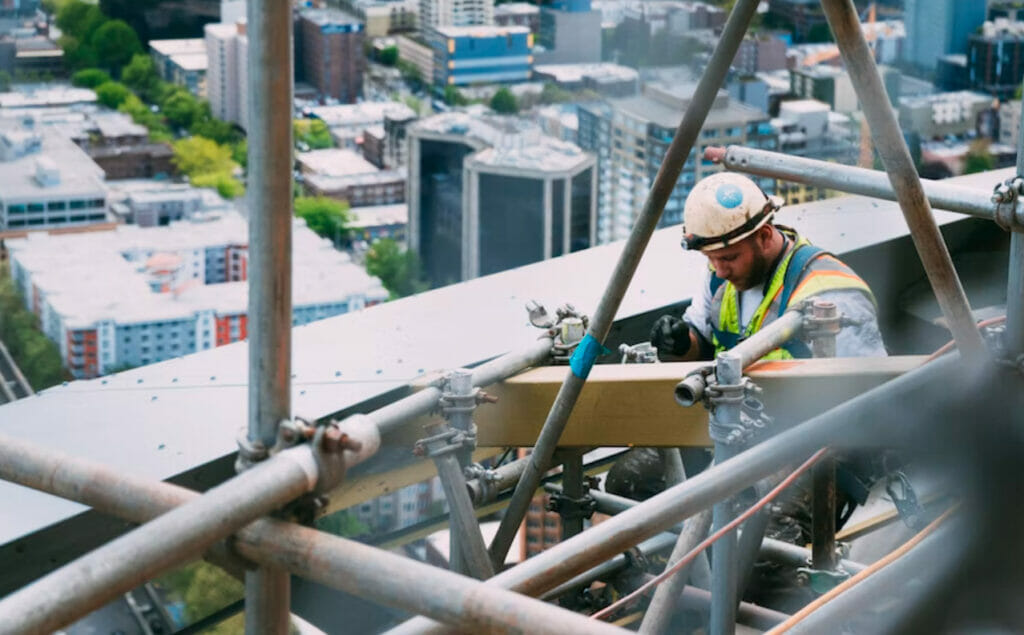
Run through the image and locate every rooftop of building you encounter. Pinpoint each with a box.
[977,18,1024,39]
[204,21,246,39]
[900,90,996,109]
[433,25,531,38]
[532,62,638,83]
[304,101,417,128]
[0,120,106,201]
[778,98,830,115]
[6,212,387,328]
[348,203,407,228]
[148,38,206,56]
[0,85,96,109]
[298,7,363,26]
[89,111,149,139]
[167,51,208,72]
[494,2,540,15]
[610,84,768,129]
[297,148,379,177]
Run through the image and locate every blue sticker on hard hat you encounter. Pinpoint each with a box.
[715,183,744,209]
[569,334,611,380]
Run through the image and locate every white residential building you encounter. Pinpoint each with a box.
[205,21,249,129]
[418,0,493,29]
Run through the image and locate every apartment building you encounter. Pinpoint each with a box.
[6,213,388,378]
[298,8,366,104]
[205,21,248,129]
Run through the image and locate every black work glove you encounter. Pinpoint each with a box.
[649,315,692,357]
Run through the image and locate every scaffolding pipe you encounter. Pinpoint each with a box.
[375,336,554,435]
[709,353,743,635]
[705,145,1010,222]
[245,0,294,623]
[0,435,628,635]
[735,478,776,599]
[639,509,713,635]
[1004,85,1024,357]
[820,0,986,362]
[675,309,805,407]
[0,444,329,634]
[386,354,963,635]
[486,0,763,568]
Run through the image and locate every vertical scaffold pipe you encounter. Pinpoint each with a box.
[1004,82,1024,357]
[245,0,294,626]
[820,0,986,363]
[487,0,763,569]
[709,352,744,635]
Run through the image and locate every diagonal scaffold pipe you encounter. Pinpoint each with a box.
[387,353,968,635]
[819,0,986,362]
[0,433,629,635]
[487,0,765,568]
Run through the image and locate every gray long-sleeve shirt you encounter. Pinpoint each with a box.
[682,268,888,358]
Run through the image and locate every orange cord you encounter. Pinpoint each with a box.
[925,316,1005,362]
[766,504,959,634]
[591,448,829,622]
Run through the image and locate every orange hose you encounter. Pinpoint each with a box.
[766,504,959,634]
[925,316,1005,362]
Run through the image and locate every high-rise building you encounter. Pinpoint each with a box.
[408,113,596,285]
[418,0,492,30]
[577,83,777,244]
[899,91,995,141]
[534,0,602,65]
[298,8,366,105]
[204,21,248,129]
[904,0,986,72]
[427,26,532,87]
[967,19,1024,100]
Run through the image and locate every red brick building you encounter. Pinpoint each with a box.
[298,8,366,105]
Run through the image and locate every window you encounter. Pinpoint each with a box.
[27,202,44,212]
[47,201,66,211]
[69,200,86,210]
[8,204,26,214]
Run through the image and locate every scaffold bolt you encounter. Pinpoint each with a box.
[476,391,499,404]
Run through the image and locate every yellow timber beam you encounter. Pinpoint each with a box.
[469,356,927,447]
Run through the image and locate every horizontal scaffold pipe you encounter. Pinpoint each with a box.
[706,146,1015,223]
[385,353,965,635]
[0,433,629,635]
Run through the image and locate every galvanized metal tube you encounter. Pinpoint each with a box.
[735,478,776,599]
[811,458,839,571]
[432,450,495,579]
[486,0,762,568]
[0,435,627,635]
[0,444,319,634]
[560,450,587,540]
[467,455,529,504]
[710,353,743,635]
[706,145,1005,221]
[375,337,554,435]
[386,354,963,635]
[1004,88,1024,357]
[821,0,986,362]
[246,0,295,624]
[639,509,713,635]
[759,538,865,575]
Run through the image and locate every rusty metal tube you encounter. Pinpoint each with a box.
[0,432,629,635]
[486,0,763,568]
[820,0,986,362]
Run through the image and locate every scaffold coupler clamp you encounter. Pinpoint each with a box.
[619,341,659,364]
[546,488,597,521]
[413,425,476,460]
[795,564,851,594]
[886,470,925,530]
[992,176,1024,232]
[706,376,773,447]
[527,301,590,363]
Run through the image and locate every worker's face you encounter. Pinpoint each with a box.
[705,227,773,292]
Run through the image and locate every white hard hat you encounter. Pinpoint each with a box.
[681,172,783,252]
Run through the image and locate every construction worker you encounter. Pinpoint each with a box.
[650,172,886,361]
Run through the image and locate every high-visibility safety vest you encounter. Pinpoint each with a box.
[708,230,874,360]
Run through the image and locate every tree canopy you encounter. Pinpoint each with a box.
[365,238,429,299]
[172,136,244,198]
[71,68,111,88]
[294,119,333,150]
[0,265,67,390]
[964,140,996,174]
[90,19,142,75]
[489,87,518,114]
[94,81,131,109]
[294,196,350,242]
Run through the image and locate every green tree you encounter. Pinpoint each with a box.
[0,70,10,92]
[443,84,468,106]
[378,45,398,66]
[316,510,370,538]
[171,135,237,177]
[58,34,99,70]
[56,0,104,40]
[294,196,350,243]
[118,93,171,139]
[121,53,160,99]
[162,90,202,129]
[489,87,518,114]
[396,59,423,88]
[0,266,67,390]
[191,105,242,145]
[90,19,142,75]
[94,81,131,108]
[294,118,333,149]
[365,238,429,299]
[539,82,572,105]
[230,138,247,169]
[192,171,245,199]
[70,68,111,88]
[964,139,996,174]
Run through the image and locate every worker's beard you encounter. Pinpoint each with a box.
[732,240,773,292]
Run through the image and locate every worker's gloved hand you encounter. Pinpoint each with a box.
[649,315,692,357]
